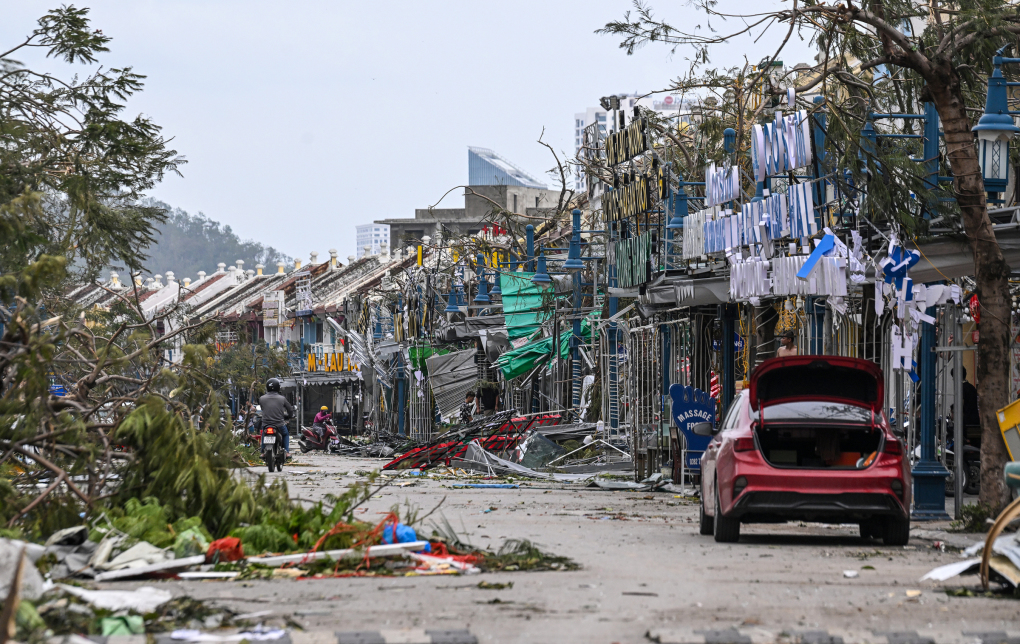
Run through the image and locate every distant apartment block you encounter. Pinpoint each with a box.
[356,224,390,258]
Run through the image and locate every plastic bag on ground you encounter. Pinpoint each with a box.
[174,528,210,559]
[101,615,145,635]
[382,524,431,553]
[207,537,244,563]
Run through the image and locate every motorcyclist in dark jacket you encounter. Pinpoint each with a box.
[258,378,294,457]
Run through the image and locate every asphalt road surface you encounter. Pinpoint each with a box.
[104,454,1016,644]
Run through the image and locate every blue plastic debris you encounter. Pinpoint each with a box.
[382,523,430,552]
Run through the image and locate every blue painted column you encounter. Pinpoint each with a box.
[912,301,950,519]
[922,102,940,218]
[526,225,535,272]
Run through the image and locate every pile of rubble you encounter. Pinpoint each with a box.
[0,503,577,641]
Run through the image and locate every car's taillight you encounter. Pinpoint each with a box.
[882,437,902,455]
[734,437,756,452]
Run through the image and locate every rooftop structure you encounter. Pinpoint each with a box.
[468,147,547,189]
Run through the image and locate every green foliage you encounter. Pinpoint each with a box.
[479,538,580,572]
[203,335,291,399]
[230,524,293,554]
[138,199,292,280]
[113,397,286,537]
[0,6,183,278]
[950,502,998,533]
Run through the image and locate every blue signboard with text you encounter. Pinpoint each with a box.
[668,384,717,472]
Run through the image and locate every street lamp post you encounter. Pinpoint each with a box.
[973,49,1020,202]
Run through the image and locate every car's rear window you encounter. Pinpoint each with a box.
[762,401,872,424]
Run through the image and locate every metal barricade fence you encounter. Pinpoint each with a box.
[629,323,661,479]
[408,367,433,442]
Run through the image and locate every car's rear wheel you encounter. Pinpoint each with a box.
[859,519,881,540]
[713,482,740,543]
[882,515,910,546]
[699,495,714,535]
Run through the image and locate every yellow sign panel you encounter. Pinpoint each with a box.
[306,352,357,373]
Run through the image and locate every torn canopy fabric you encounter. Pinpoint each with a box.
[425,348,478,418]
[409,345,450,371]
[500,272,549,339]
[496,318,593,380]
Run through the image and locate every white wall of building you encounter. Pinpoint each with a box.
[355,223,390,258]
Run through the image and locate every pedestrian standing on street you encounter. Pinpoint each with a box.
[777,330,798,357]
[478,385,499,417]
[460,391,476,424]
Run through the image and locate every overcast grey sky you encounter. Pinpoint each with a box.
[6,1,814,267]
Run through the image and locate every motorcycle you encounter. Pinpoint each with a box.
[945,441,981,497]
[261,426,286,472]
[298,422,340,453]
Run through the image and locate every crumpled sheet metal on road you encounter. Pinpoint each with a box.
[459,441,594,482]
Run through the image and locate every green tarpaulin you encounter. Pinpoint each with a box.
[496,318,593,380]
[409,346,450,371]
[500,272,550,339]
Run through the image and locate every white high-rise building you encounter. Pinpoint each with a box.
[355,223,390,258]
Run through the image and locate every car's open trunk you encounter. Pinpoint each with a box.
[755,423,883,469]
[749,357,886,469]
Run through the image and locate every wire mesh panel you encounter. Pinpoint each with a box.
[629,324,661,479]
[598,321,625,437]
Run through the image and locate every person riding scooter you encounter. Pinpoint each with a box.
[258,378,294,459]
[312,406,332,440]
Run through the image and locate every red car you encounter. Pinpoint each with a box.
[696,356,911,544]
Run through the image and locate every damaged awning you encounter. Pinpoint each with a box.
[496,319,593,380]
[425,348,478,417]
[286,372,361,387]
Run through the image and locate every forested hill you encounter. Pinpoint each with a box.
[135,199,293,280]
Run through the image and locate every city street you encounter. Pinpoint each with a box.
[115,455,1015,644]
